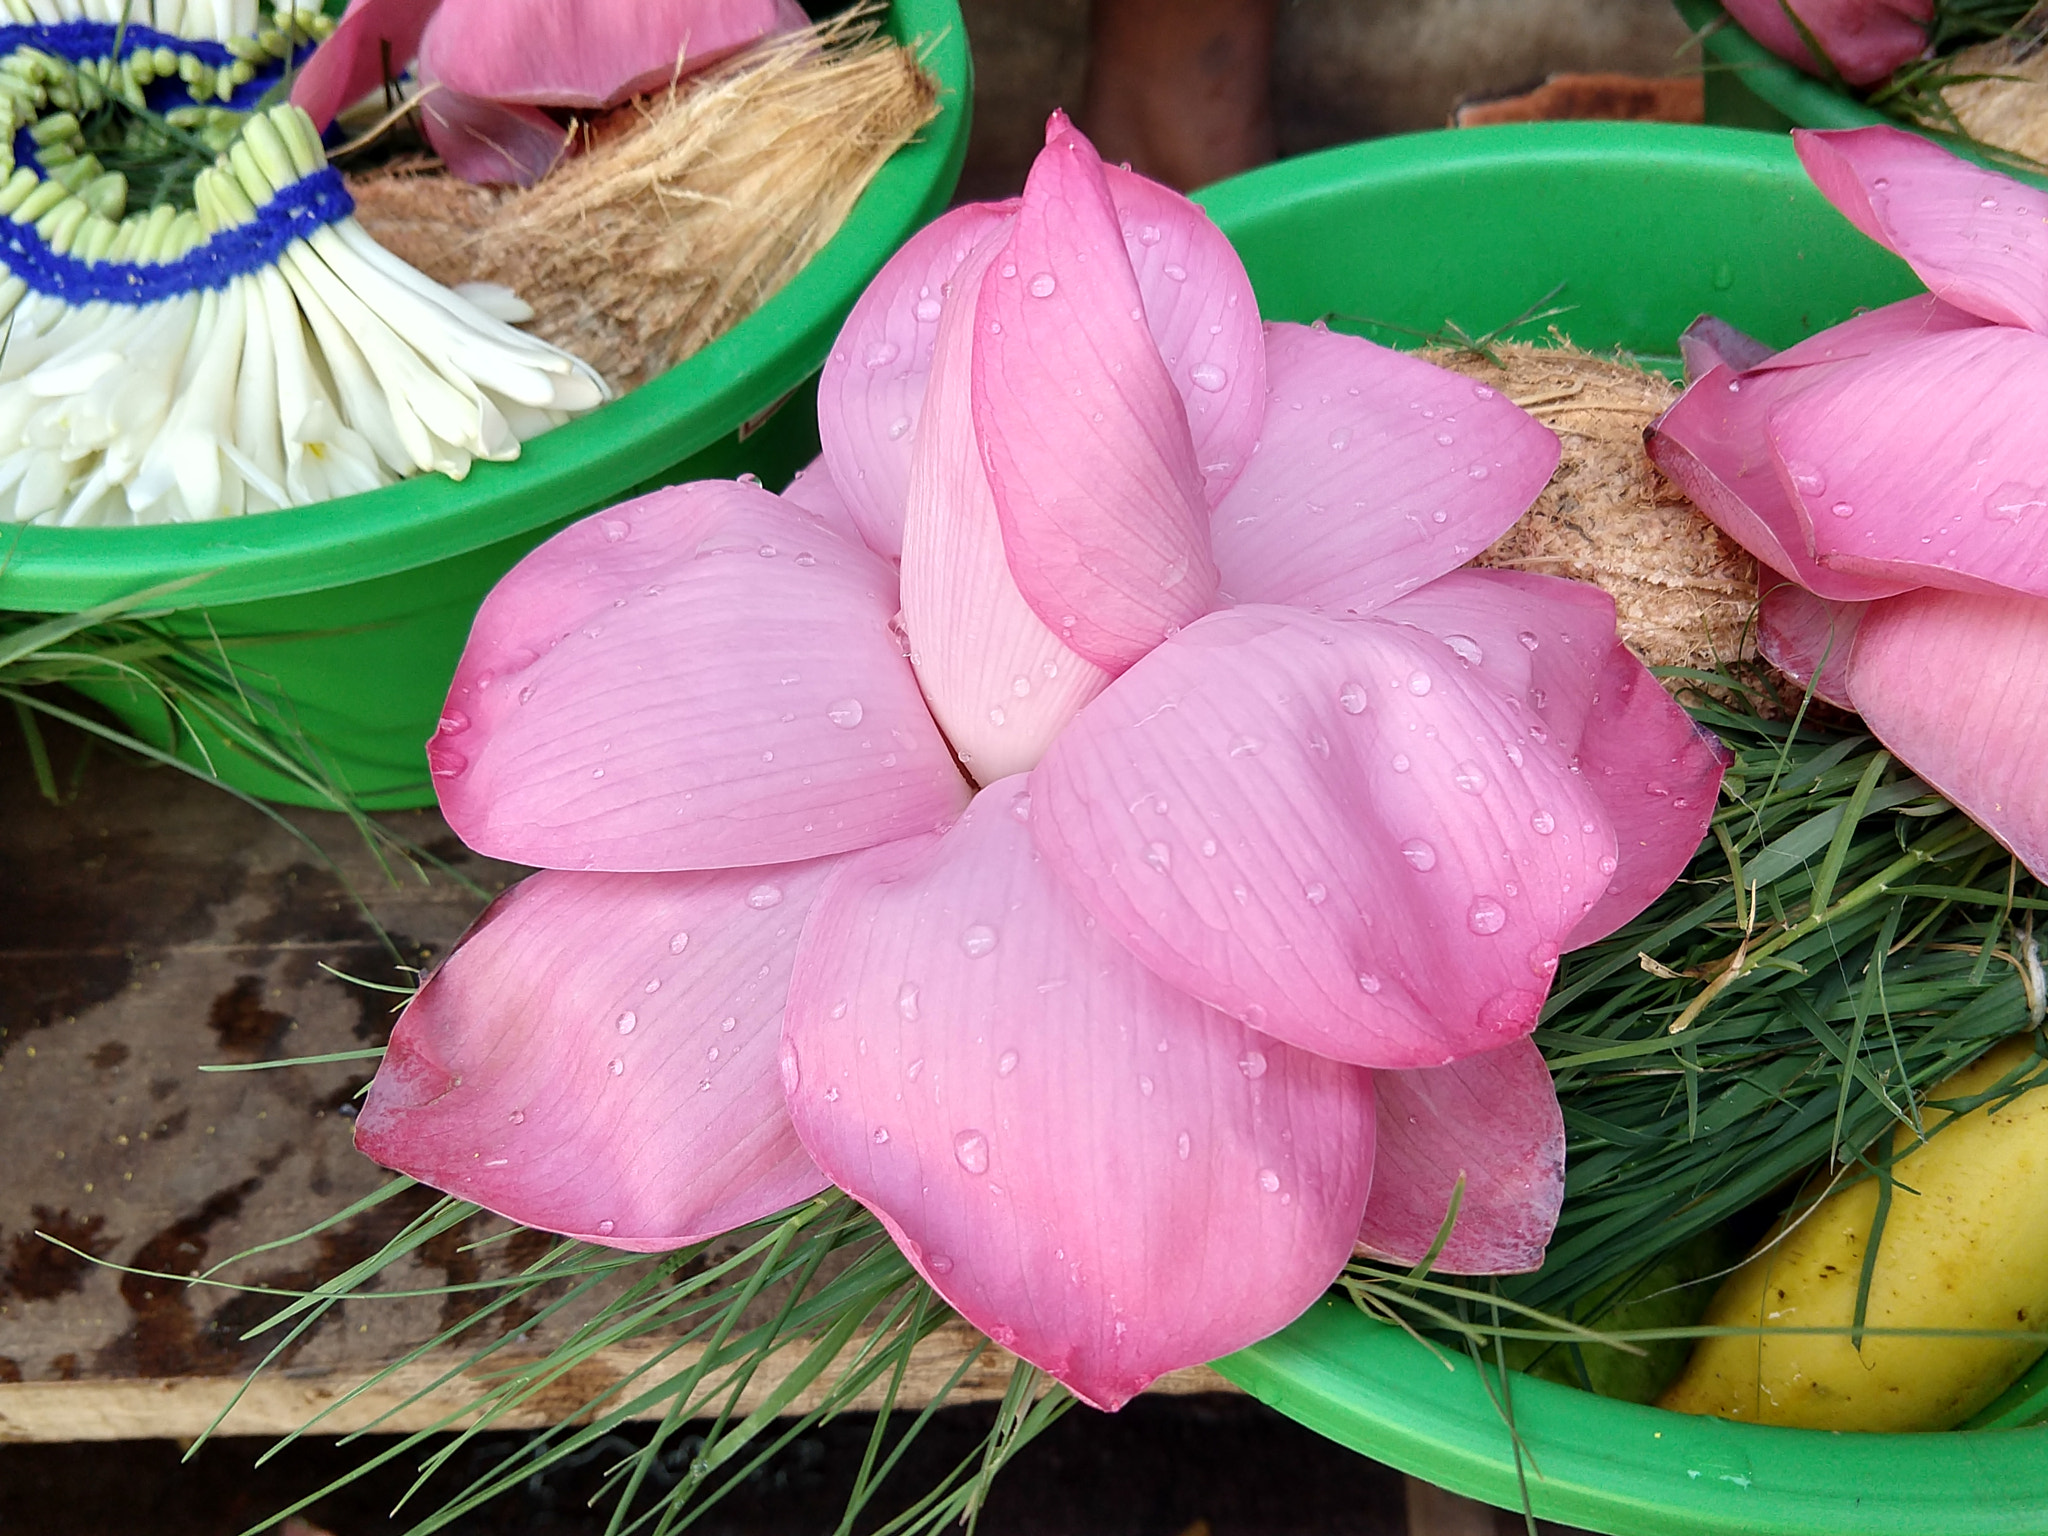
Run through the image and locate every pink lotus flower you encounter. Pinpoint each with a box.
[1721,0,1931,87]
[292,0,809,185]
[1650,125,2048,880]
[357,116,1725,1409]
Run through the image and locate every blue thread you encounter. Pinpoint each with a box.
[0,166,353,303]
[0,21,240,69]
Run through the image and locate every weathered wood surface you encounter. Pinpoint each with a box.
[0,727,1229,1441]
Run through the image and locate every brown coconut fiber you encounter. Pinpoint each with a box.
[346,8,940,390]
[1930,7,2048,169]
[1429,341,1759,673]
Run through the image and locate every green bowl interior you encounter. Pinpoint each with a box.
[0,0,972,613]
[1197,122,2048,1536]
[1678,0,2048,189]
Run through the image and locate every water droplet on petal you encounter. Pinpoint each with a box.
[1474,383,1495,400]
[1258,1168,1281,1193]
[1358,971,1382,994]
[1401,839,1437,872]
[997,1048,1020,1076]
[1830,500,1855,518]
[436,710,469,736]
[1177,1130,1192,1160]
[1139,1075,1155,1097]
[1517,630,1540,653]
[1408,671,1433,696]
[1467,897,1508,935]
[747,883,784,909]
[1391,753,1411,773]
[1028,271,1057,298]
[1303,881,1328,905]
[863,339,899,369]
[1139,224,1162,245]
[1339,681,1369,714]
[913,296,942,322]
[602,518,630,543]
[1453,761,1488,794]
[509,1109,525,1124]
[897,982,920,1021]
[826,697,865,728]
[608,1057,626,1076]
[431,751,468,779]
[961,924,998,958]
[1229,735,1263,758]
[1986,482,2048,523]
[1191,362,1229,392]
[1010,792,1033,822]
[1239,1049,1268,1080]
[615,1011,637,1035]
[1530,809,1556,835]
[1145,841,1173,871]
[952,1129,990,1173]
[1785,460,1827,498]
[1444,634,1484,666]
[873,1127,890,1145]
[1162,262,1187,281]
[597,1219,615,1235]
[1598,853,1618,875]
[1328,427,1351,451]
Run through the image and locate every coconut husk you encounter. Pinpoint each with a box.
[1931,9,2048,168]
[1424,341,1758,673]
[345,9,940,389]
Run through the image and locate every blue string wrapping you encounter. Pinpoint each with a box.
[0,162,354,303]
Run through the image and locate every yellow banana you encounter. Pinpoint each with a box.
[1660,1034,2048,1431]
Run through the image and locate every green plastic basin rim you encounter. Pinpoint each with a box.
[1677,0,2048,189]
[0,0,970,614]
[1198,122,2048,1536]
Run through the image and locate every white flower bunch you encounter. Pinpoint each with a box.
[0,1,609,526]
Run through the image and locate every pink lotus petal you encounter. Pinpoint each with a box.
[1356,1039,1566,1275]
[1363,570,1723,947]
[972,115,1220,672]
[1211,324,1560,618]
[1768,326,2048,598]
[1680,315,1775,382]
[1758,572,1866,709]
[1723,0,1931,87]
[781,777,1375,1410]
[357,865,831,1251]
[432,480,969,870]
[1030,603,1616,1070]
[290,0,438,130]
[1752,292,1990,372]
[419,82,568,186]
[1103,161,1265,504]
[419,0,806,109]
[1645,362,1919,604]
[817,204,1017,561]
[1848,588,2048,880]
[1564,640,1730,947]
[777,453,864,547]
[900,217,1111,779]
[1795,127,2048,332]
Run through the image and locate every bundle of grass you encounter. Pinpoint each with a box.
[347,8,942,390]
[1921,4,2048,165]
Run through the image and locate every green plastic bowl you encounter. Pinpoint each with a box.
[1677,0,2048,190]
[0,0,970,809]
[1196,123,2048,1536]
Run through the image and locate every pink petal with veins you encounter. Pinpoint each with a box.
[1849,588,2048,880]
[1031,602,1615,1070]
[1646,362,1918,603]
[1768,326,2048,598]
[432,480,968,871]
[1357,1039,1566,1275]
[782,778,1374,1410]
[972,115,1221,671]
[419,0,806,109]
[356,864,831,1251]
[290,0,438,129]
[777,453,865,547]
[418,81,567,186]
[1758,572,1867,710]
[1751,293,1989,372]
[1103,161,1265,504]
[1212,323,1558,618]
[1723,0,1930,87]
[1564,642,1729,947]
[1795,127,2048,332]
[900,219,1110,780]
[817,204,1017,561]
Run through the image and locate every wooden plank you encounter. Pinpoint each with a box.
[0,723,1236,1440]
